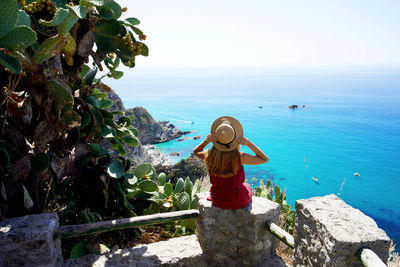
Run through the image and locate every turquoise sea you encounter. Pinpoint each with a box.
[108,67,400,249]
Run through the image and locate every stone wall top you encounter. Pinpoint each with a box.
[295,194,390,243]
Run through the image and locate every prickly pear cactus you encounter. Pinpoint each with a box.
[0,26,37,49]
[0,0,19,38]
[47,79,74,109]
[0,50,22,73]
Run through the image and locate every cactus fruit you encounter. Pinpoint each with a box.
[24,0,57,17]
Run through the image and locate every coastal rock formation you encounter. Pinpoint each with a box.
[104,92,186,166]
[126,107,186,144]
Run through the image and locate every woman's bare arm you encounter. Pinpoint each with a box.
[193,134,215,160]
[236,136,269,165]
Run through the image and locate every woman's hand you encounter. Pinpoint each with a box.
[236,136,251,146]
[205,134,216,144]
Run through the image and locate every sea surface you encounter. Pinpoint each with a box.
[108,66,400,249]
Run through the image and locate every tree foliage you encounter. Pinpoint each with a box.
[0,0,151,222]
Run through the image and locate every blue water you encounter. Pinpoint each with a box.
[108,67,400,249]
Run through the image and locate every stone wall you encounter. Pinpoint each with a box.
[0,194,392,266]
[195,192,282,266]
[0,213,62,267]
[293,194,391,267]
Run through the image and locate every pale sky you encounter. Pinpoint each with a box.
[115,0,400,69]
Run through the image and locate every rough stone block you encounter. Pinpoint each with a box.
[293,194,391,267]
[0,212,62,267]
[195,192,281,266]
[63,235,203,267]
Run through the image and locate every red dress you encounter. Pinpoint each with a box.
[207,160,252,209]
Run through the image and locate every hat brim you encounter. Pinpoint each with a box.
[210,116,243,152]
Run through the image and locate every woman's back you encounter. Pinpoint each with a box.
[208,160,252,209]
[193,116,269,210]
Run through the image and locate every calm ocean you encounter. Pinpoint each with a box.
[108,67,400,248]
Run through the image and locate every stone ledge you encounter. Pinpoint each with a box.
[296,194,389,243]
[294,194,391,266]
[0,212,62,267]
[63,235,203,267]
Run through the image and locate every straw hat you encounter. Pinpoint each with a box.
[211,116,243,152]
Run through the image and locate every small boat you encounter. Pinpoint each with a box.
[353,173,360,176]
[312,177,318,182]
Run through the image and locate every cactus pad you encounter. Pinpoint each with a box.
[107,158,124,178]
[79,0,107,8]
[158,173,167,186]
[138,180,158,192]
[16,10,31,27]
[177,192,190,210]
[164,183,173,196]
[0,26,37,50]
[32,35,66,64]
[0,50,22,74]
[59,110,81,129]
[67,5,87,19]
[40,8,70,27]
[134,163,152,180]
[123,136,138,147]
[174,178,184,194]
[125,17,140,26]
[0,0,19,39]
[47,79,74,109]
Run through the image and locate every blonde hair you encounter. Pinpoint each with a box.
[205,146,240,178]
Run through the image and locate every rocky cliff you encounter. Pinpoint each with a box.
[125,107,187,144]
[106,90,202,174]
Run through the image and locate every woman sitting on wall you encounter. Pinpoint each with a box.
[193,116,269,209]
